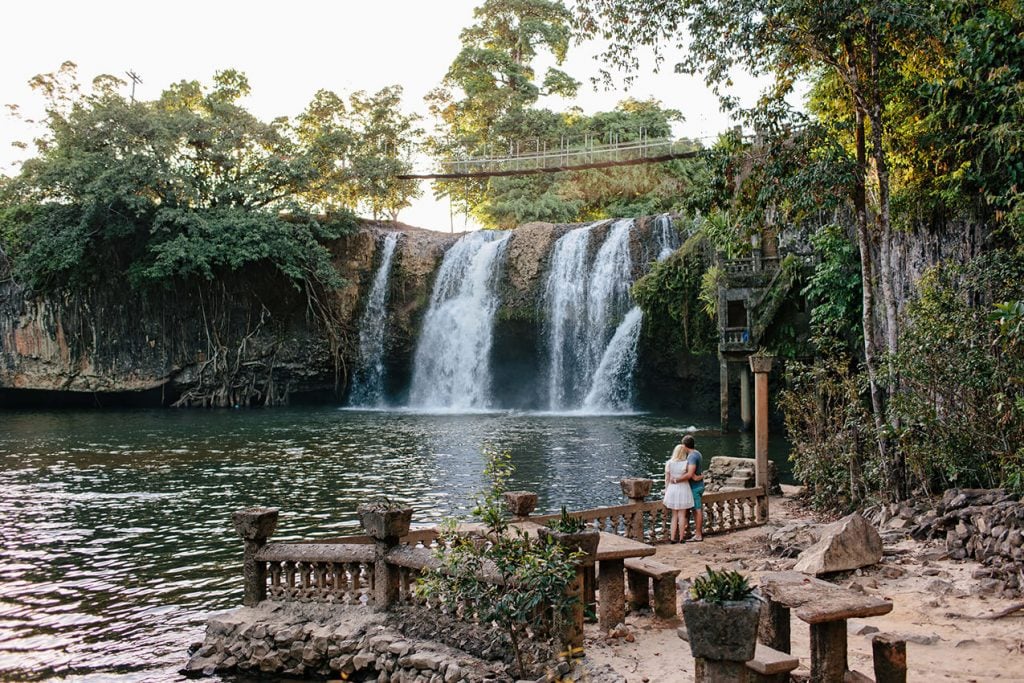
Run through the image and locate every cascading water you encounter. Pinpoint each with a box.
[544,218,640,411]
[349,233,399,407]
[582,306,644,412]
[543,224,594,409]
[408,230,511,410]
[652,213,680,261]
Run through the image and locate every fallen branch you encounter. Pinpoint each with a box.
[979,601,1024,620]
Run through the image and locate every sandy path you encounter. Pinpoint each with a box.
[581,493,1024,682]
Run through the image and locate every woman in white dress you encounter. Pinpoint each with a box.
[663,443,695,543]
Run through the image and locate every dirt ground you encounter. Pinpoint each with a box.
[581,489,1024,682]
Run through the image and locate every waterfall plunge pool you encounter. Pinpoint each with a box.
[0,406,790,681]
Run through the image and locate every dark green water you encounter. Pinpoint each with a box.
[0,407,790,681]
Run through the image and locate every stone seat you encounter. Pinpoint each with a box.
[746,643,800,683]
[624,557,681,618]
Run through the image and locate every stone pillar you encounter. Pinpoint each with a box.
[503,491,538,519]
[872,634,907,683]
[565,566,585,651]
[739,366,752,432]
[620,478,652,540]
[751,355,773,523]
[232,507,279,607]
[720,357,730,432]
[758,600,791,653]
[750,355,773,488]
[358,505,413,612]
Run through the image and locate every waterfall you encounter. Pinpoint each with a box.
[408,230,511,410]
[543,224,594,410]
[349,233,399,407]
[582,306,644,412]
[653,214,679,261]
[544,218,640,411]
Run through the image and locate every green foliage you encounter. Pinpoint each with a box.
[632,228,717,356]
[778,357,879,509]
[889,251,1024,494]
[0,64,419,294]
[417,449,582,676]
[545,505,587,533]
[689,566,753,604]
[801,224,862,355]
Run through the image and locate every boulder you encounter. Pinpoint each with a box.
[794,513,883,575]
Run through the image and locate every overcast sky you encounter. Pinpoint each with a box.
[0,0,770,231]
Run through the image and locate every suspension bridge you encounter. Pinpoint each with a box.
[396,134,704,180]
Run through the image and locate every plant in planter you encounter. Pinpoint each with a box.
[539,506,600,563]
[357,497,413,541]
[682,566,762,662]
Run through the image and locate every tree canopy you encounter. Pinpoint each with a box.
[0,63,422,293]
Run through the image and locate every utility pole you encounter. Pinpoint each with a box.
[125,70,143,103]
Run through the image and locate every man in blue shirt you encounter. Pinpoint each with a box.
[680,435,704,541]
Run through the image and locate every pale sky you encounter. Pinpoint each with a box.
[0,0,768,232]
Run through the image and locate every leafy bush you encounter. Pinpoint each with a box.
[416,450,582,678]
[689,566,753,604]
[890,251,1024,494]
[632,228,717,356]
[778,357,879,509]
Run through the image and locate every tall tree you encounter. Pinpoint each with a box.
[426,0,580,217]
[577,0,944,496]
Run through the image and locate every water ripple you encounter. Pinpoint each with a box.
[0,406,788,680]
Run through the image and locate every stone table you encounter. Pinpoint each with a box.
[759,571,893,682]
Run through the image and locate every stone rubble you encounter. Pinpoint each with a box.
[863,488,1023,597]
[182,600,624,682]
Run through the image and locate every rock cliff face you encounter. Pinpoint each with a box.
[0,213,990,409]
[0,222,452,407]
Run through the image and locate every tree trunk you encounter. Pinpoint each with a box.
[868,29,904,498]
[854,109,889,468]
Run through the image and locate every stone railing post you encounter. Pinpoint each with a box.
[503,491,538,519]
[750,354,773,523]
[232,507,279,607]
[357,503,413,612]
[620,478,653,540]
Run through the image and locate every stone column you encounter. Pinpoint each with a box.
[620,478,652,541]
[720,357,730,432]
[739,366,752,432]
[232,507,279,607]
[358,505,413,612]
[751,355,773,523]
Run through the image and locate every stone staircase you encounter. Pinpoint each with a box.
[723,467,755,489]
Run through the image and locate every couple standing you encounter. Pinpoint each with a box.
[663,434,704,543]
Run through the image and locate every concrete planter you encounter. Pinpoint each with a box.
[682,595,762,661]
[357,505,413,541]
[538,527,600,564]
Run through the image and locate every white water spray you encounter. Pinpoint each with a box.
[349,233,399,407]
[408,231,511,410]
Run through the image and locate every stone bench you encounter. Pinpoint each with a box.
[746,643,800,683]
[624,557,680,618]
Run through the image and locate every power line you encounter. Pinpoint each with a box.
[125,70,143,103]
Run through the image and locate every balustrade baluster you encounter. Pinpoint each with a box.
[269,561,282,598]
[284,560,297,598]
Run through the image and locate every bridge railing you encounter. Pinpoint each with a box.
[443,137,695,174]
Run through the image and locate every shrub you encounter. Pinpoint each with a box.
[689,566,753,604]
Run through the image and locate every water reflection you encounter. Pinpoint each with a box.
[0,407,790,680]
